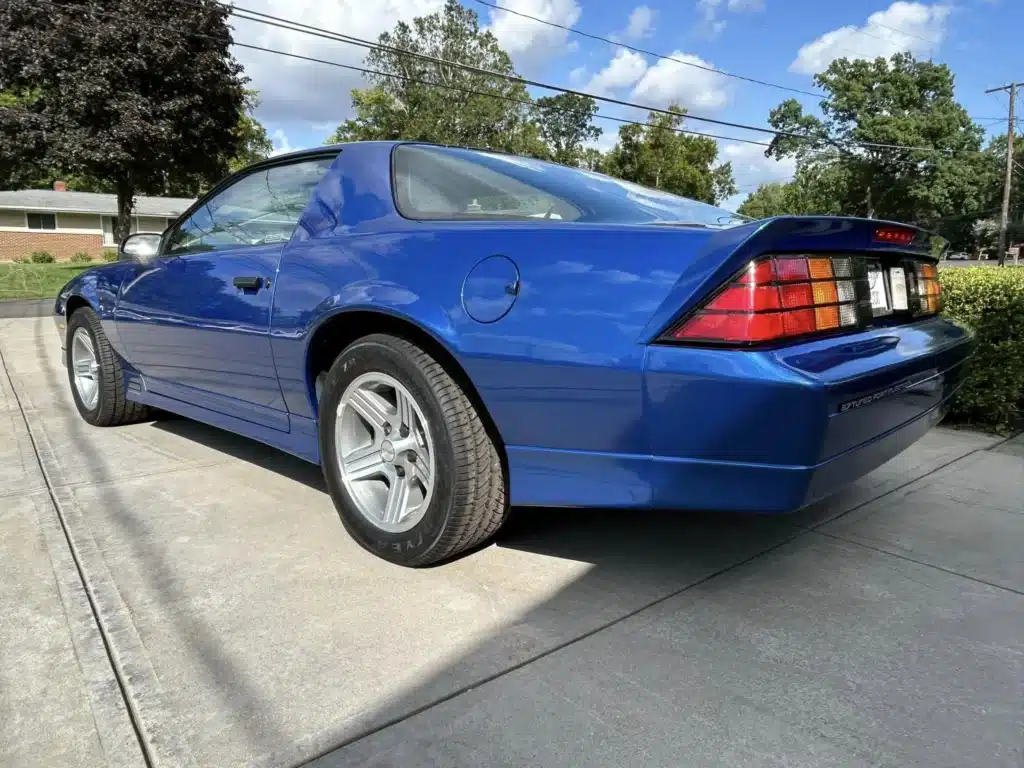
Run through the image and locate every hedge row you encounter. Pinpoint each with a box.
[940,266,1024,433]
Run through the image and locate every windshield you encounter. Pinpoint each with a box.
[391,144,747,227]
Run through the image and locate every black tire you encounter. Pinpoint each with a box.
[319,334,508,566]
[66,307,151,427]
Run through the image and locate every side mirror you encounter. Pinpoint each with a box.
[118,232,162,262]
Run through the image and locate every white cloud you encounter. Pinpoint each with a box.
[584,50,649,97]
[568,65,588,86]
[269,129,299,156]
[697,0,726,38]
[624,5,656,40]
[486,0,582,76]
[720,142,797,210]
[233,0,444,131]
[695,0,763,39]
[631,52,729,111]
[790,1,950,75]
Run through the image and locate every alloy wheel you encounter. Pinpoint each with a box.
[335,372,436,533]
[71,327,100,410]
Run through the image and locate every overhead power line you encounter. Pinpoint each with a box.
[41,0,1005,160]
[472,0,998,124]
[214,1,999,158]
[36,0,785,153]
[222,3,829,144]
[868,20,935,44]
[470,0,823,99]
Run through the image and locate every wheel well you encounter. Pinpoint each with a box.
[64,295,91,318]
[307,310,508,477]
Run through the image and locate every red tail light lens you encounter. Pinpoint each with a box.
[668,255,864,345]
[663,254,943,346]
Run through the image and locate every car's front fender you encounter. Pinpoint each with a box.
[54,262,136,358]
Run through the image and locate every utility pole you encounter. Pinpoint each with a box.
[985,82,1022,267]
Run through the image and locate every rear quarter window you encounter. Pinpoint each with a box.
[392,144,581,222]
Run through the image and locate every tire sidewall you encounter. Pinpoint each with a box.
[319,338,458,565]
[66,311,105,425]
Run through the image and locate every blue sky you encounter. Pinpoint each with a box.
[234,0,1022,208]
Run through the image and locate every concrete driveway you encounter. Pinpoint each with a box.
[1,314,1021,768]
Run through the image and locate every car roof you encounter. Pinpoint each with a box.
[262,140,530,166]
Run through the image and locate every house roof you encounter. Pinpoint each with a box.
[0,189,195,218]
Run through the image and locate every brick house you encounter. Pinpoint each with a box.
[0,182,194,261]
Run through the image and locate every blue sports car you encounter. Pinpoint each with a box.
[56,141,973,566]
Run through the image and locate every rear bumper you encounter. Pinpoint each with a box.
[507,317,973,511]
[507,385,957,512]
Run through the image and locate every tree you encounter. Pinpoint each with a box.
[602,107,736,205]
[163,90,274,196]
[984,133,1023,230]
[329,1,546,157]
[737,164,851,218]
[579,147,605,172]
[738,182,797,219]
[1,86,271,197]
[765,53,993,244]
[229,91,274,173]
[0,0,246,239]
[534,93,601,166]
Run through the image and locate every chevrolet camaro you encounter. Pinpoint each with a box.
[55,141,974,566]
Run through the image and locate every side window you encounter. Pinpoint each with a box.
[165,155,336,255]
[392,144,581,221]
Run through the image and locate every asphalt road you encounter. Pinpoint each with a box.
[1,315,1021,768]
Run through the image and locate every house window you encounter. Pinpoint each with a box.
[27,213,57,230]
[102,216,118,246]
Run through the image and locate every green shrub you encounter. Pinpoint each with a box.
[940,266,1024,432]
[30,251,55,263]
[70,252,92,263]
[102,249,118,262]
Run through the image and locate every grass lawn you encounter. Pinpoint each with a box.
[0,262,94,301]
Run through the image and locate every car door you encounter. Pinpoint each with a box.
[115,153,337,431]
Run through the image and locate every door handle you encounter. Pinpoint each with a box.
[233,276,264,290]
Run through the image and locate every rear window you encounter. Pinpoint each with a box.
[391,144,745,227]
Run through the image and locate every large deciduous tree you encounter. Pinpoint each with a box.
[534,93,601,167]
[0,0,246,239]
[737,164,851,219]
[602,107,736,205]
[329,0,546,156]
[229,93,274,173]
[765,53,994,245]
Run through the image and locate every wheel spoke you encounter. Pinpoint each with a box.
[411,454,431,490]
[382,474,410,525]
[395,388,414,432]
[347,387,392,433]
[342,443,387,481]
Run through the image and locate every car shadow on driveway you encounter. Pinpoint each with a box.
[149,412,803,569]
[150,417,328,493]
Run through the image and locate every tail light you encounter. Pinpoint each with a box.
[662,254,941,346]
[915,262,941,314]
